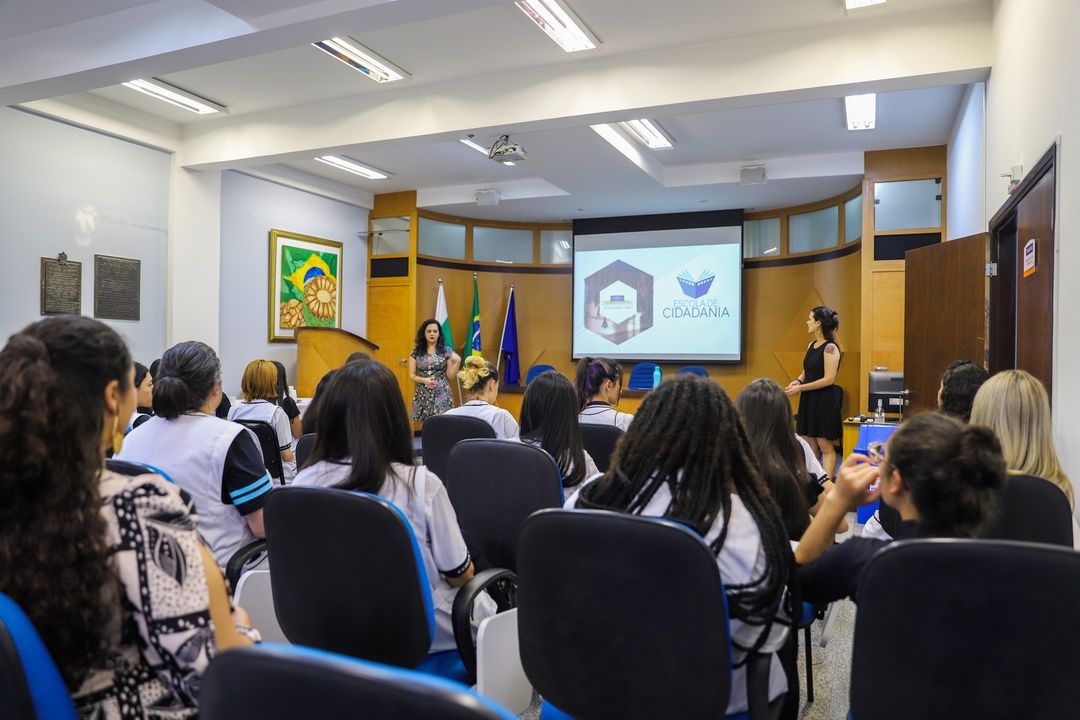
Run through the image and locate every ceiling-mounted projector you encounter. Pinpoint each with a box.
[476,188,500,206]
[489,134,527,164]
[740,165,767,185]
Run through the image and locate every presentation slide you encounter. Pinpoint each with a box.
[572,226,742,362]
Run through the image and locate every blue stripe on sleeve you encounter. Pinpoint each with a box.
[229,474,272,500]
[230,475,273,505]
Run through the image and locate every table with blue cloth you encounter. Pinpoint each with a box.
[852,422,899,524]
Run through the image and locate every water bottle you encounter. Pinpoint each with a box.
[652,366,661,389]
[874,399,884,423]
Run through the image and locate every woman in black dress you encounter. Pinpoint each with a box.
[785,306,841,478]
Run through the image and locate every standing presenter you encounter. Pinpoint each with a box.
[408,318,461,423]
[785,306,842,478]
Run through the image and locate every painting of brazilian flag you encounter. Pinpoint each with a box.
[268,229,343,342]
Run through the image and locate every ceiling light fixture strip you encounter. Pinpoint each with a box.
[515,0,598,53]
[121,78,225,114]
[312,37,407,83]
[619,119,673,149]
[314,155,390,180]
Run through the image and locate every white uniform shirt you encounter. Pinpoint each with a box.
[578,401,634,432]
[797,435,827,480]
[444,400,520,439]
[228,400,296,482]
[292,461,473,652]
[519,437,600,500]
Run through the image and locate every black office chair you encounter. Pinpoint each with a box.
[986,473,1074,547]
[234,419,286,483]
[445,439,563,572]
[295,432,317,470]
[201,644,516,720]
[578,424,624,473]
[264,486,515,682]
[851,539,1080,719]
[517,509,778,719]
[420,415,496,482]
[105,459,159,477]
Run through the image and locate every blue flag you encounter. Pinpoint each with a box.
[499,286,520,385]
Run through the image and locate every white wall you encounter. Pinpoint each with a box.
[947,82,986,240]
[218,171,368,395]
[987,0,1080,495]
[0,107,169,363]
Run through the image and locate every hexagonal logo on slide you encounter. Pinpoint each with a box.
[583,260,653,345]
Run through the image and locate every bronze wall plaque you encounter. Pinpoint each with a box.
[94,254,141,321]
[40,255,83,315]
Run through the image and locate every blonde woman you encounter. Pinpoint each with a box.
[229,359,295,482]
[970,369,1078,546]
[444,355,519,439]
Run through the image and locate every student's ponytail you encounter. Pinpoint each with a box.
[574,356,622,408]
[153,341,221,419]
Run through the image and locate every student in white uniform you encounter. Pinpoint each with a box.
[229,359,296,483]
[128,361,154,431]
[292,360,484,653]
[575,356,633,432]
[520,370,600,499]
[570,374,792,715]
[444,355,519,439]
[120,342,272,567]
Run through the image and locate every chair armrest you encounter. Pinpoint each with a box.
[451,568,518,677]
[746,650,783,720]
[226,540,268,592]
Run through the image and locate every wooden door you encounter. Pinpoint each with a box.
[367,282,414,408]
[903,233,989,414]
[1015,172,1055,398]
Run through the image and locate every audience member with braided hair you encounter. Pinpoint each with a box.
[796,412,1005,603]
[520,370,599,497]
[444,355,519,438]
[575,356,633,431]
[573,374,793,714]
[0,316,255,716]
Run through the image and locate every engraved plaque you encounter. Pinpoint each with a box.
[94,255,141,321]
[40,256,83,315]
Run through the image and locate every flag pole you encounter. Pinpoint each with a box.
[497,283,514,374]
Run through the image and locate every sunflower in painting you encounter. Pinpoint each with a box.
[304,274,336,320]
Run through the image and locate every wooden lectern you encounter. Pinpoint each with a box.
[295,328,380,397]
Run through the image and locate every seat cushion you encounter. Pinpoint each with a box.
[416,649,471,685]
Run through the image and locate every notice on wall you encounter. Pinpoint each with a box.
[1023,238,1037,278]
[40,254,82,315]
[94,254,141,321]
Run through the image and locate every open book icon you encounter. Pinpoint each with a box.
[677,268,715,299]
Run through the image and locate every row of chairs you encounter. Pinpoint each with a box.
[524,363,709,388]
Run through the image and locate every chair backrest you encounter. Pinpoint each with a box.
[851,539,1080,719]
[265,487,434,668]
[627,362,658,390]
[295,432,317,470]
[517,510,734,719]
[578,424,623,473]
[0,593,77,720]
[986,474,1074,547]
[201,644,515,720]
[445,439,563,571]
[234,419,285,482]
[105,459,161,477]
[676,365,709,378]
[421,415,496,483]
[525,364,556,385]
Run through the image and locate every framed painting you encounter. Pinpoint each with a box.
[268,229,343,342]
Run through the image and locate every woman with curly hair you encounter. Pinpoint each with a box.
[408,318,460,422]
[0,316,255,717]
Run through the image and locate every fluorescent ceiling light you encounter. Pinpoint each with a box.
[515,0,598,53]
[845,0,886,9]
[121,78,225,114]
[619,119,673,149]
[312,37,407,83]
[845,93,876,130]
[459,137,514,165]
[314,155,390,180]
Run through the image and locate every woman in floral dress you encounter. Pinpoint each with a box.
[409,318,461,422]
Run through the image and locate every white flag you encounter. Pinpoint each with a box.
[435,282,454,348]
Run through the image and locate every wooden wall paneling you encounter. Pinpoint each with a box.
[1015,171,1056,397]
[870,270,905,375]
[367,282,415,408]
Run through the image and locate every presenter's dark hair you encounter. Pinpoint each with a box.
[153,341,221,419]
[412,318,447,357]
[811,306,840,349]
[939,360,989,422]
[574,356,623,408]
[578,375,791,653]
[307,360,414,492]
[0,316,132,688]
[736,378,812,540]
[520,371,589,489]
[885,412,1004,537]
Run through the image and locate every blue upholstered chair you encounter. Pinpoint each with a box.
[201,643,516,720]
[295,432,317,470]
[525,364,557,385]
[676,365,709,378]
[0,593,77,720]
[627,363,659,390]
[264,486,516,684]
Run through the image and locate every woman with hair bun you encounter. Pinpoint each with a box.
[575,356,633,431]
[119,341,272,566]
[795,412,1006,603]
[444,355,519,438]
[785,306,843,478]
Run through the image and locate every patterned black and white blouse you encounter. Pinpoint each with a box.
[74,470,217,719]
